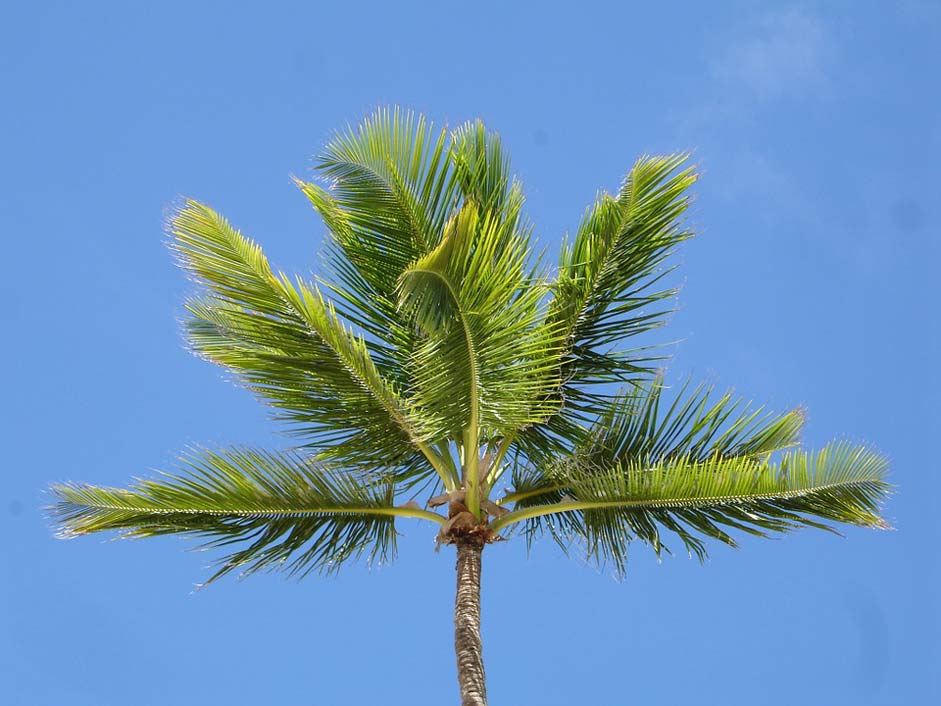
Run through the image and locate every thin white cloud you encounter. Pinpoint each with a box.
[669,8,833,213]
[710,8,827,102]
[709,148,801,223]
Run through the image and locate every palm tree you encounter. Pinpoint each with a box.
[51,109,889,706]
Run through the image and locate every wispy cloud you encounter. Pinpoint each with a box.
[710,8,828,102]
[671,8,832,212]
[678,7,831,131]
[708,148,801,225]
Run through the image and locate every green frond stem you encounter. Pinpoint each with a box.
[403,264,482,510]
[435,441,461,489]
[497,483,562,507]
[417,445,456,491]
[483,435,515,491]
[492,480,887,534]
[464,429,481,518]
[55,494,446,527]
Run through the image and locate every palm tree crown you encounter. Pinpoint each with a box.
[51,108,889,705]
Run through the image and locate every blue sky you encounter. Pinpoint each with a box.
[1,1,938,704]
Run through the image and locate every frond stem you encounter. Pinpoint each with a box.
[408,266,481,515]
[497,482,565,507]
[59,499,447,527]
[484,435,515,490]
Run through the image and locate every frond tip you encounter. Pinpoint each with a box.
[49,448,444,584]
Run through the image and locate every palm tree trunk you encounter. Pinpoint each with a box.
[454,540,487,706]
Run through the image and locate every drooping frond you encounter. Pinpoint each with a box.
[172,201,452,486]
[516,155,698,463]
[51,448,445,584]
[493,442,890,575]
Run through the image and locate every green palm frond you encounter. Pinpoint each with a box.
[493,442,889,574]
[506,378,805,506]
[297,108,460,353]
[583,378,806,463]
[398,202,562,440]
[516,155,697,463]
[173,201,453,487]
[398,201,563,515]
[450,119,524,223]
[51,448,444,584]
[502,377,822,559]
[555,154,696,370]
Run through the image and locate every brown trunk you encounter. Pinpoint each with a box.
[454,540,487,706]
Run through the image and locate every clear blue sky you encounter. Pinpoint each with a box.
[2,1,937,704]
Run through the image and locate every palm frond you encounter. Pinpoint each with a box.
[582,378,806,464]
[53,109,890,591]
[515,155,697,463]
[507,378,805,505]
[493,442,890,575]
[172,201,452,486]
[397,199,563,514]
[300,107,460,349]
[450,119,523,223]
[504,378,810,551]
[398,202,562,440]
[51,447,444,584]
[555,154,697,367]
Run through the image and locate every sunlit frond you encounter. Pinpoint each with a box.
[450,119,524,223]
[583,378,806,463]
[51,448,444,584]
[515,155,697,464]
[299,107,460,351]
[508,378,805,505]
[494,442,890,575]
[398,202,562,440]
[172,201,451,486]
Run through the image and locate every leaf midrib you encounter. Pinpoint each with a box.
[59,498,446,525]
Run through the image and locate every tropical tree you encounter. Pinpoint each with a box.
[50,109,889,706]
